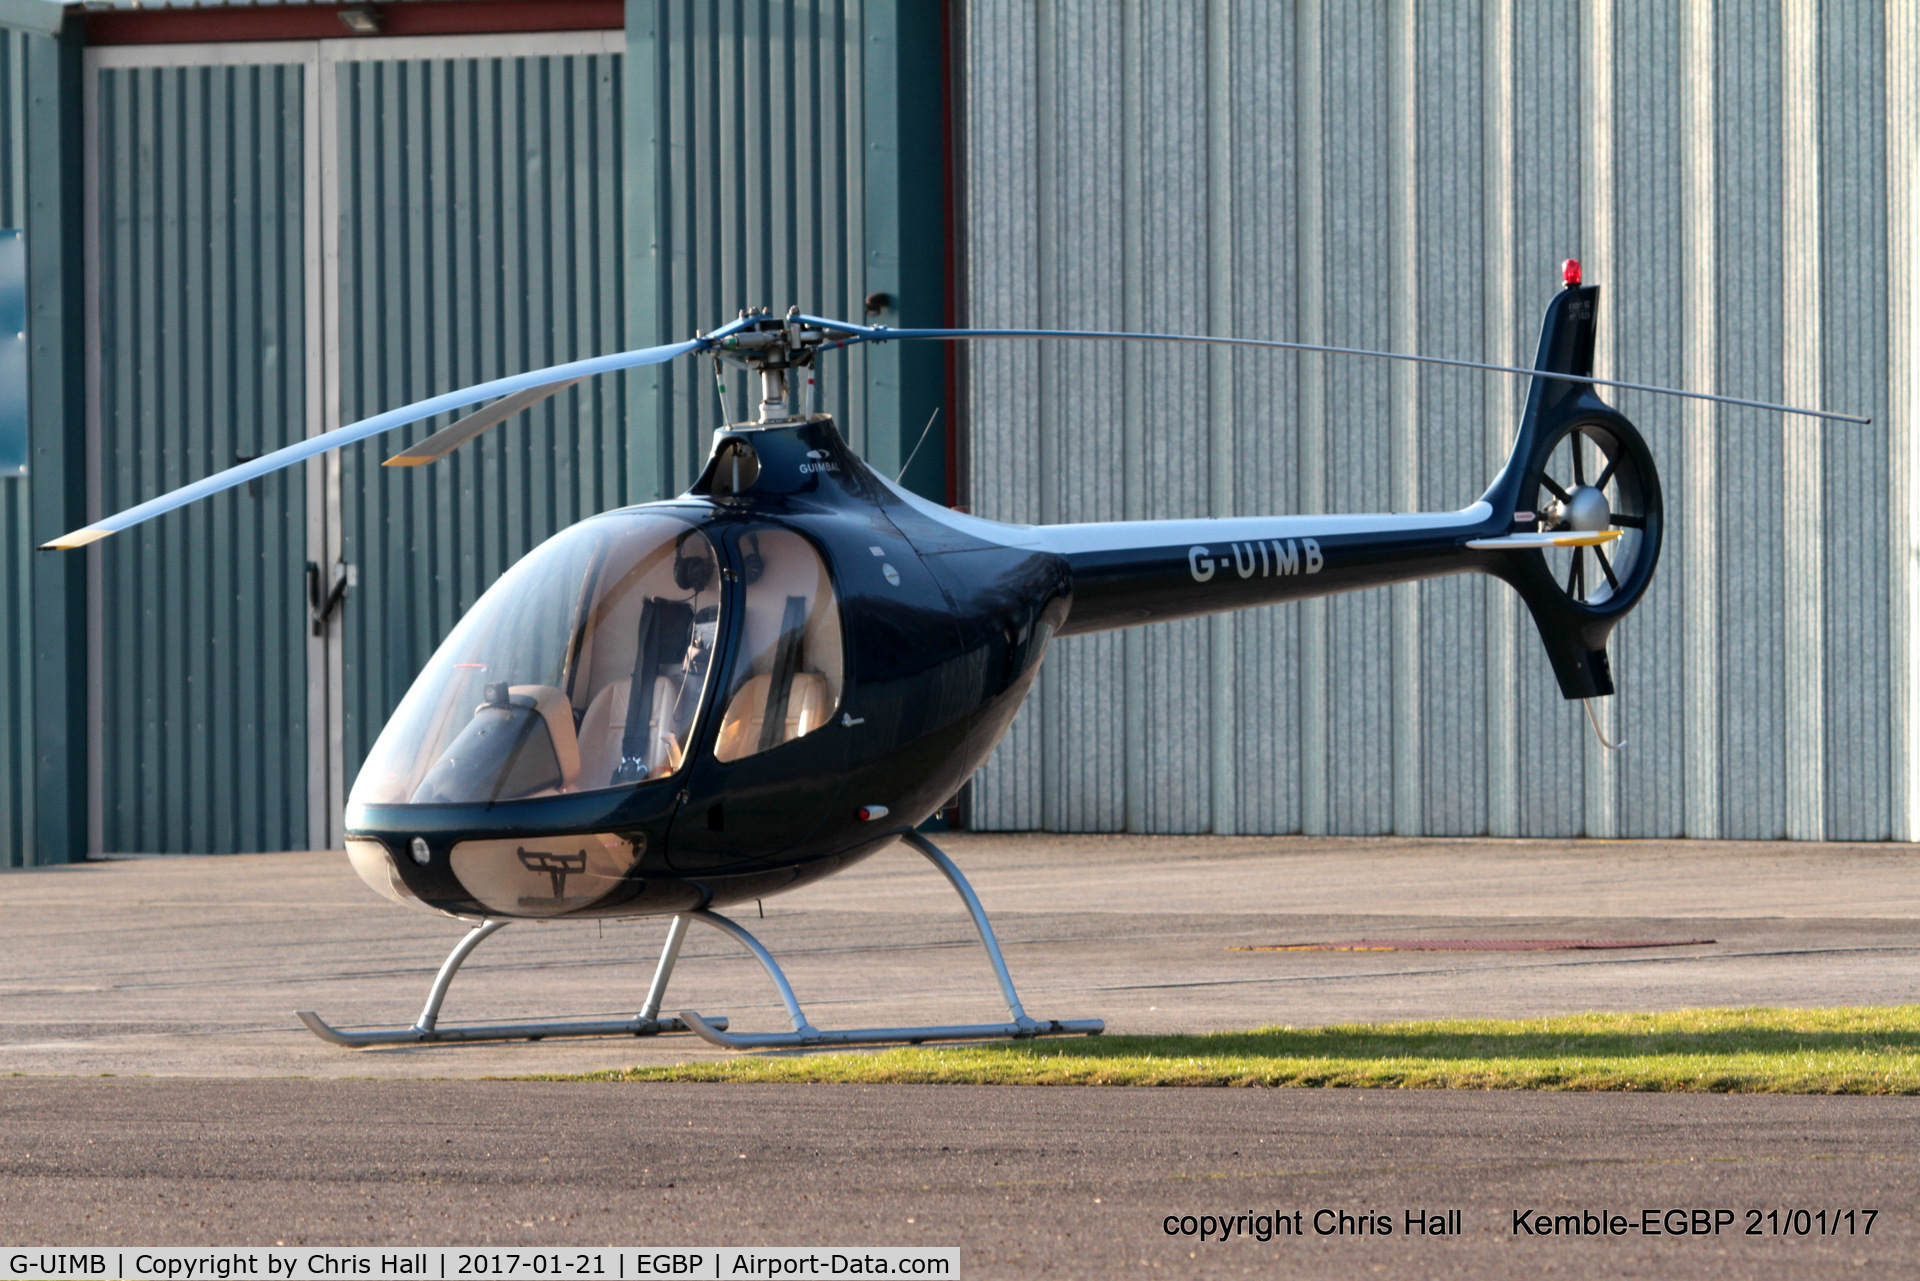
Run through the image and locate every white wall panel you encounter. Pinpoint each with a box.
[1318,0,1394,835]
[1612,0,1687,838]
[1416,0,1488,836]
[963,0,1043,828]
[1230,0,1301,836]
[1819,0,1891,840]
[1036,0,1129,832]
[1509,0,1583,838]
[1893,0,1920,842]
[1136,0,1210,833]
[963,0,1910,840]
[1716,1,1788,840]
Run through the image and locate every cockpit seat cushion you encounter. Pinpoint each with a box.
[714,670,830,763]
[576,674,687,788]
[507,684,582,790]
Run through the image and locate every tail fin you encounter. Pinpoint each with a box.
[1479,281,1664,700]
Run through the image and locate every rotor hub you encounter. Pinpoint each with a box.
[1554,485,1611,532]
[708,306,857,425]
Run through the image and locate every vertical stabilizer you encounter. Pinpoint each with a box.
[1479,280,1663,700]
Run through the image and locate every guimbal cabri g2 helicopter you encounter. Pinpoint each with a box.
[47,260,1862,1051]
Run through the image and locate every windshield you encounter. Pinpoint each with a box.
[349,511,723,807]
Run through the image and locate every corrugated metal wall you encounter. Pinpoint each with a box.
[331,39,629,810]
[963,0,1915,841]
[89,58,310,853]
[16,15,937,854]
[630,0,875,497]
[0,27,32,866]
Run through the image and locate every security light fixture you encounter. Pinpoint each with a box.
[338,5,382,35]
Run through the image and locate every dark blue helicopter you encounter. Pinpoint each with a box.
[48,264,1855,1050]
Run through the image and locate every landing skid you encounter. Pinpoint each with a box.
[295,917,725,1047]
[296,832,1102,1050]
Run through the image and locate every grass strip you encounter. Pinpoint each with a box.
[537,1006,1920,1093]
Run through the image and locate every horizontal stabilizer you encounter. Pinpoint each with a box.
[1465,529,1624,551]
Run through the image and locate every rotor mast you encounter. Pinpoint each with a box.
[714,305,850,425]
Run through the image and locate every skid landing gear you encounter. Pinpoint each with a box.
[295,916,724,1047]
[296,832,1103,1050]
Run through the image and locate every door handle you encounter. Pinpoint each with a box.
[306,559,350,636]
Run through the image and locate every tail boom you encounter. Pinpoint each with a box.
[1047,507,1498,637]
[873,278,1659,699]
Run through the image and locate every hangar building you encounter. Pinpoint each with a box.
[0,0,1913,862]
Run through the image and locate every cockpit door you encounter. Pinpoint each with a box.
[665,524,851,874]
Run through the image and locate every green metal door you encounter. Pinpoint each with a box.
[88,51,312,854]
[327,35,628,831]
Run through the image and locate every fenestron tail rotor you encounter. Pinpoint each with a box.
[1461,280,1671,701]
[1483,408,1663,703]
[1529,420,1657,611]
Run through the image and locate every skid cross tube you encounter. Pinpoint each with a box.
[673,832,1104,1050]
[295,916,724,1048]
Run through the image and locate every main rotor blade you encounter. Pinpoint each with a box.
[382,378,584,468]
[41,337,710,550]
[798,317,1870,425]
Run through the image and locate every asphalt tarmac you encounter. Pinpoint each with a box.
[0,1079,1913,1277]
[0,833,1915,1274]
[2,833,1916,1078]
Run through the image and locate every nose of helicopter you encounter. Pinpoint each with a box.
[342,411,1070,922]
[345,774,692,919]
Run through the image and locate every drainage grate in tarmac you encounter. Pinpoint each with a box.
[1230,938,1716,952]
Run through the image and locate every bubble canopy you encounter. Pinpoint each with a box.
[349,511,726,808]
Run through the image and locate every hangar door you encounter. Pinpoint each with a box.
[85,32,625,854]
[326,35,628,847]
[86,47,313,855]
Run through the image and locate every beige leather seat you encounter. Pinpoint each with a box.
[713,671,830,762]
[506,684,581,792]
[576,675,684,787]
[575,679,630,789]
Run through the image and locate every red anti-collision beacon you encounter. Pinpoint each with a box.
[1562,258,1582,288]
